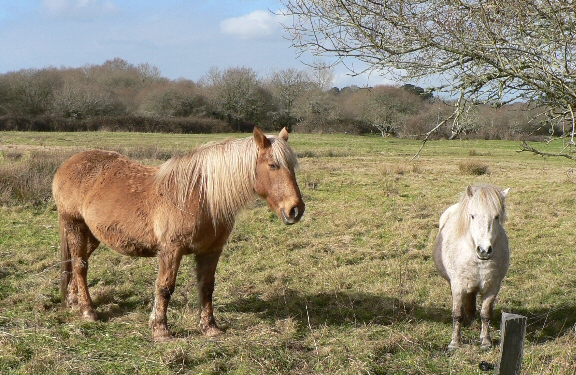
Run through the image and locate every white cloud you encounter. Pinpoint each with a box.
[220,10,282,40]
[41,0,119,19]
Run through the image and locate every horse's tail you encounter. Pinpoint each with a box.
[60,223,72,307]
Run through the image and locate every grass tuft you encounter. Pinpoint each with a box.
[0,150,71,206]
[459,160,490,175]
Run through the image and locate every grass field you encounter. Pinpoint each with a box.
[0,131,575,374]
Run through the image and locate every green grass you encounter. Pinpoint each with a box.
[1,131,575,374]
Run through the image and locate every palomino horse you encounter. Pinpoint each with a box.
[53,127,305,341]
[433,184,510,350]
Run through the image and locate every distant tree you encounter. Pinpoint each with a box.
[357,85,427,136]
[200,67,268,131]
[291,86,338,132]
[281,1,576,154]
[137,80,206,118]
[52,77,125,119]
[305,59,335,91]
[85,58,144,90]
[1,68,63,116]
[137,62,164,83]
[264,68,310,130]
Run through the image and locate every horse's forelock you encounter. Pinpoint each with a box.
[269,136,299,172]
[468,185,507,221]
[454,185,507,236]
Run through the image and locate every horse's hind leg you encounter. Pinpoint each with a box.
[195,249,224,337]
[479,293,497,349]
[67,230,100,308]
[64,218,99,321]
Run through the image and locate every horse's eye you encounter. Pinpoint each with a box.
[269,163,280,170]
[470,214,475,220]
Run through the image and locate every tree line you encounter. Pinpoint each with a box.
[0,58,553,139]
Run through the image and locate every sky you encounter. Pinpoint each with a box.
[0,0,396,88]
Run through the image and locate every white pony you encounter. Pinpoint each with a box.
[433,184,510,350]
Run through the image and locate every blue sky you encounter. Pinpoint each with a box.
[0,0,395,88]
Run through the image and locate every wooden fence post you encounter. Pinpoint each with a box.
[497,312,527,375]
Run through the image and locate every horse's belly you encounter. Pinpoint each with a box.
[89,219,159,257]
[83,199,159,257]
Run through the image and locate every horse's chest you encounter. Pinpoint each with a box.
[458,261,500,291]
[171,223,232,255]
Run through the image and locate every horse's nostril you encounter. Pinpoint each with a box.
[289,206,298,218]
[487,246,493,255]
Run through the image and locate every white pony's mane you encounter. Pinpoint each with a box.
[454,184,507,237]
[154,134,299,226]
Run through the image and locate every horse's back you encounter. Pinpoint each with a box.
[55,149,161,219]
[53,150,123,215]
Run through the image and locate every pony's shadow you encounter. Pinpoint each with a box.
[223,289,451,328]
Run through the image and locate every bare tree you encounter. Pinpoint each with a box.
[280,0,576,155]
[200,67,269,131]
[306,59,335,91]
[264,68,311,129]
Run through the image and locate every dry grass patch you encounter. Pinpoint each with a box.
[459,159,490,175]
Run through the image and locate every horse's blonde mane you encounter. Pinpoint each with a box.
[454,184,507,237]
[154,134,299,226]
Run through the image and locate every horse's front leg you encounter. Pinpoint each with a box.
[195,250,224,336]
[479,293,497,349]
[149,249,183,342]
[449,288,465,350]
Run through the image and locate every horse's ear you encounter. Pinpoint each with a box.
[279,127,289,141]
[253,126,271,149]
[466,185,475,197]
[502,188,510,197]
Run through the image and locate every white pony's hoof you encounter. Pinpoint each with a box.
[448,342,460,351]
[480,342,492,351]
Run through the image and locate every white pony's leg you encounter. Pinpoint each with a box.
[449,288,464,350]
[480,293,497,349]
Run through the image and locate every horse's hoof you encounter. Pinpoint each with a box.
[81,310,98,322]
[153,334,173,343]
[152,328,172,343]
[480,342,492,351]
[203,325,225,337]
[447,343,460,351]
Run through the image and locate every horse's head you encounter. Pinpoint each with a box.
[466,185,509,260]
[253,126,305,225]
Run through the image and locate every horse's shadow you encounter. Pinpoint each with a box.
[222,289,450,328]
[87,287,576,344]
[223,291,576,345]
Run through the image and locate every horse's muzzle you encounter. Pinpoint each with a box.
[281,205,304,225]
[476,245,493,260]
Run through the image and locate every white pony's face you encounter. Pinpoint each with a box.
[466,186,509,260]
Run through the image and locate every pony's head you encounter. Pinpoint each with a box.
[464,185,509,260]
[253,126,305,225]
